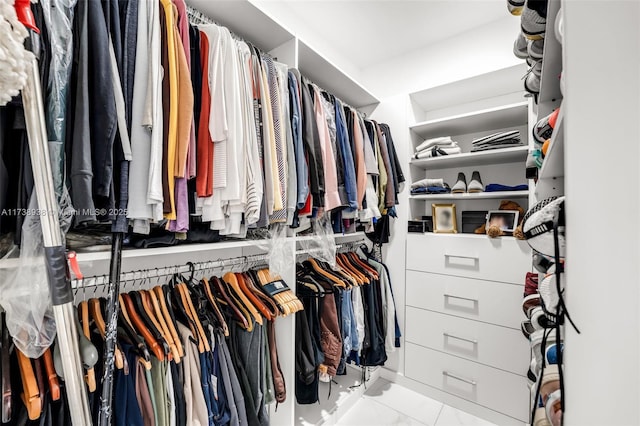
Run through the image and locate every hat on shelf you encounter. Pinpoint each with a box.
[522,196,565,257]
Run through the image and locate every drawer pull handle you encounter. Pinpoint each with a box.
[442,371,477,386]
[444,254,479,260]
[444,294,478,303]
[443,332,478,345]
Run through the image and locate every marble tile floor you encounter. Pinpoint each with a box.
[336,379,497,426]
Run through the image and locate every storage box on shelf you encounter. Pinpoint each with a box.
[404,67,533,424]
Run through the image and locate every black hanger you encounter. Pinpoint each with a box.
[166,280,201,349]
[107,297,151,365]
[161,285,183,344]
[129,292,170,357]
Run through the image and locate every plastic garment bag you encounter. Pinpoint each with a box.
[298,215,337,268]
[39,0,77,196]
[0,189,74,357]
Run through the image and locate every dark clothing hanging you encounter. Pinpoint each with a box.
[296,73,325,208]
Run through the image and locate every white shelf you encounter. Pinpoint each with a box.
[535,106,565,200]
[298,40,378,108]
[410,102,528,140]
[410,146,528,170]
[538,0,563,106]
[0,232,368,269]
[409,190,530,201]
[296,231,366,243]
[409,64,527,113]
[187,0,294,52]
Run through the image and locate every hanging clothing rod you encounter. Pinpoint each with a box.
[185,5,274,59]
[71,252,271,291]
[185,6,365,115]
[72,239,366,292]
[294,241,366,259]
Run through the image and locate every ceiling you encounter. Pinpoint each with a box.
[258,0,510,70]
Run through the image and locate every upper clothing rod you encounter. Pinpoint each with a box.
[71,239,367,290]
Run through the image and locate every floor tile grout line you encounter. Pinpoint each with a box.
[434,404,445,426]
[366,398,429,425]
[361,394,442,426]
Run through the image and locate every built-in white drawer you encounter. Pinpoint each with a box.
[406,233,531,284]
[406,270,523,329]
[405,343,528,422]
[405,307,528,375]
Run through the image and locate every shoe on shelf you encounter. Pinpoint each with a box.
[539,271,562,319]
[522,293,541,317]
[533,108,560,144]
[451,172,467,193]
[467,171,484,193]
[540,364,560,404]
[545,389,563,426]
[508,0,525,15]
[521,0,548,40]
[522,319,536,339]
[525,271,539,295]
[530,328,556,371]
[533,407,552,426]
[514,32,529,59]
[554,7,564,44]
[533,253,554,273]
[522,196,566,258]
[526,150,539,179]
[545,342,563,365]
[528,39,545,60]
[525,67,541,95]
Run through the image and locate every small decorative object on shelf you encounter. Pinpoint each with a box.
[432,204,457,234]
[474,200,526,239]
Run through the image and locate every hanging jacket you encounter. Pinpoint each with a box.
[295,72,325,208]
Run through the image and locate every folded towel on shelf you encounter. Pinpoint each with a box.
[415,136,455,153]
[410,178,445,190]
[411,185,451,195]
[484,183,529,192]
[414,146,462,159]
[470,130,523,152]
[472,130,521,145]
[471,142,524,152]
[415,141,458,153]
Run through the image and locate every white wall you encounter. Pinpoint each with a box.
[249,0,364,81]
[563,1,640,425]
[362,15,521,98]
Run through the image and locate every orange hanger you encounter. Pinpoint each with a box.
[306,259,346,287]
[224,272,263,325]
[243,273,280,319]
[139,290,172,361]
[223,279,255,332]
[78,302,96,392]
[121,293,165,361]
[152,286,184,359]
[336,255,364,285]
[201,278,229,337]
[147,290,180,363]
[41,349,59,402]
[16,349,41,420]
[89,298,124,370]
[340,253,368,284]
[347,252,379,279]
[238,273,272,321]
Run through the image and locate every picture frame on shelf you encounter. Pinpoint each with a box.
[432,204,457,234]
[486,210,520,233]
